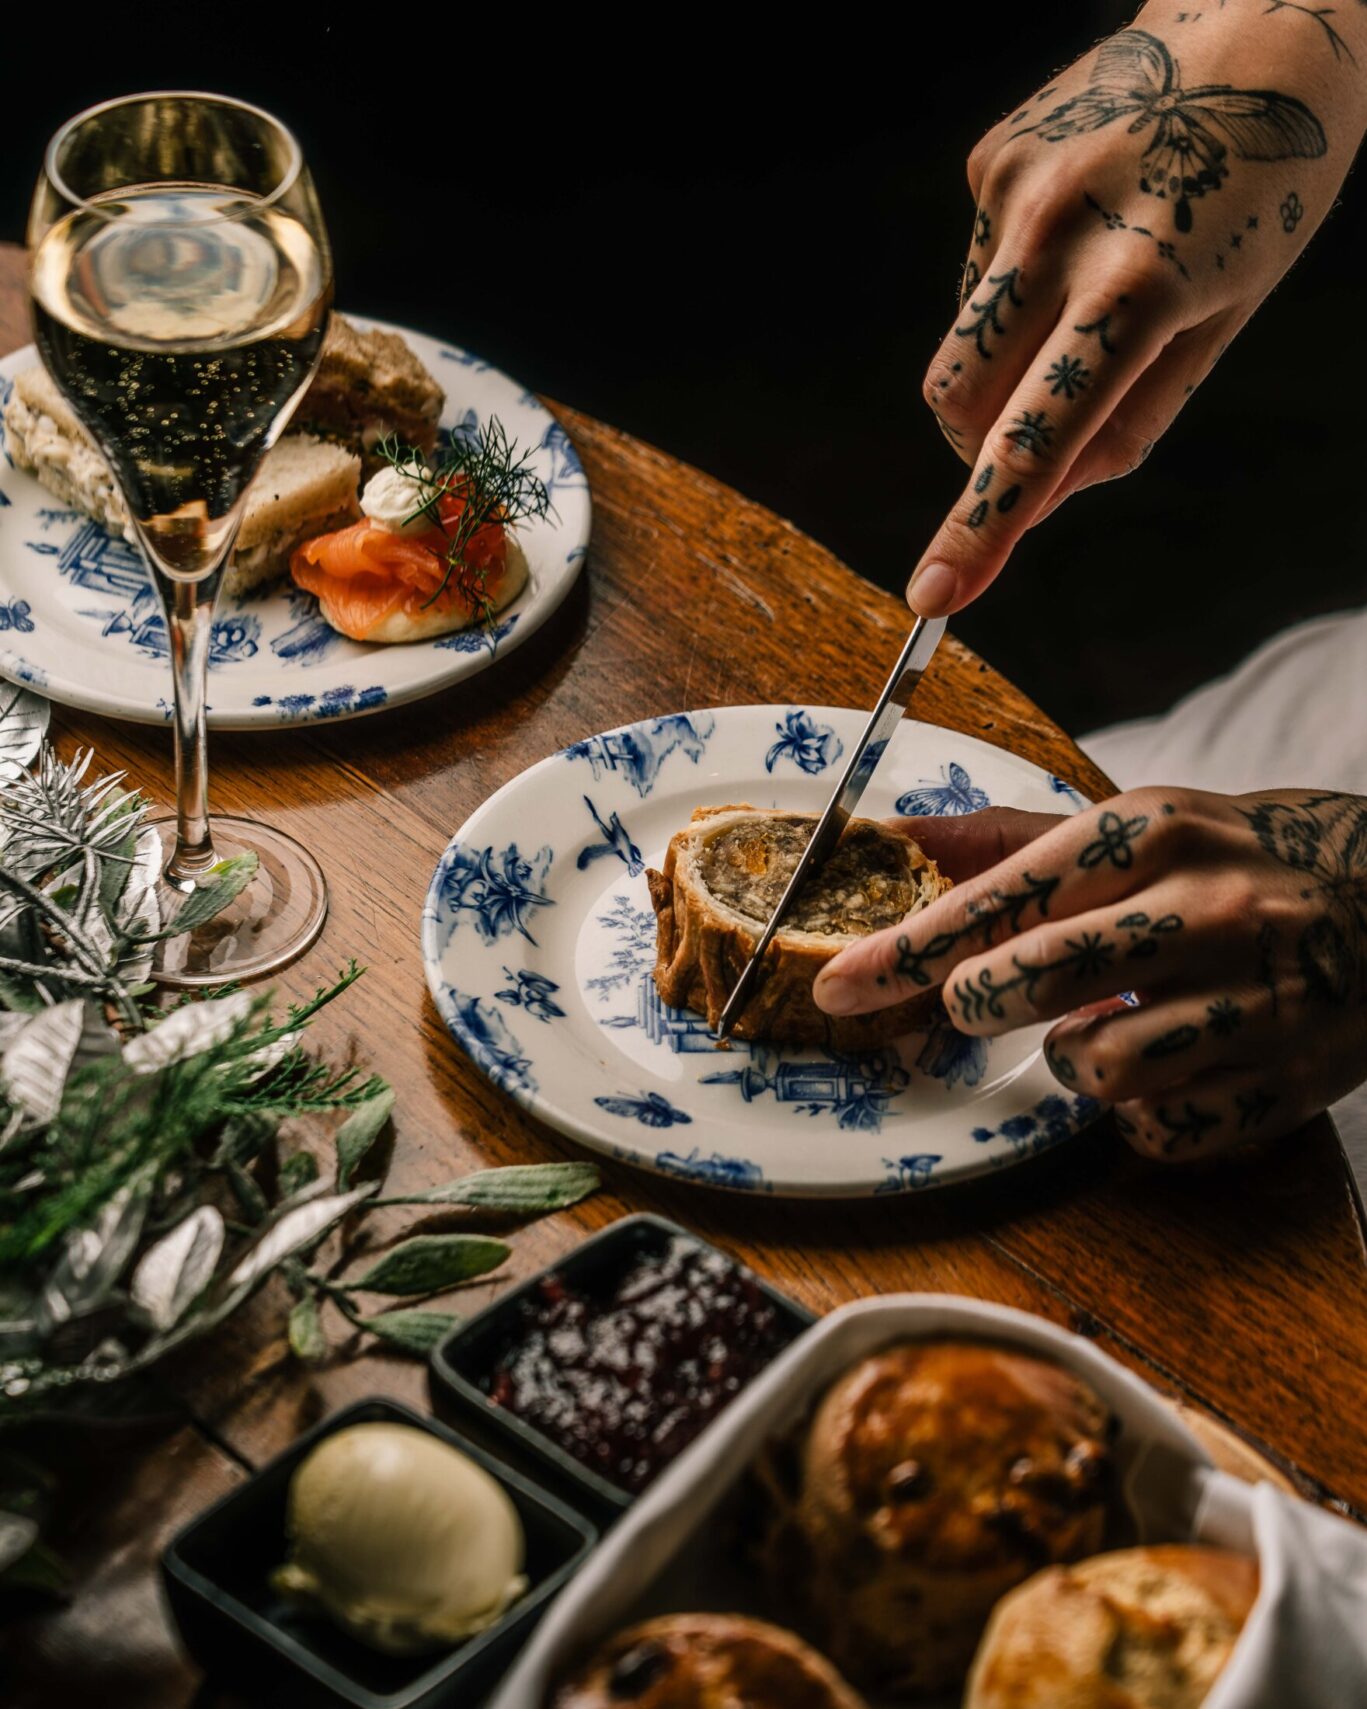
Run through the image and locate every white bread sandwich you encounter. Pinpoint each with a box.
[3,365,361,598]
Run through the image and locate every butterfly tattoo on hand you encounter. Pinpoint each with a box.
[1012,30,1326,233]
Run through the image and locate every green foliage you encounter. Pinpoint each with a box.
[0,716,600,1595]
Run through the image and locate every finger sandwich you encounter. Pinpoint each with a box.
[3,365,361,599]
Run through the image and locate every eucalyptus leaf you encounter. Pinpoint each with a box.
[335,1087,396,1188]
[1,1000,85,1128]
[288,1295,326,1362]
[0,686,49,784]
[226,1182,377,1291]
[361,1308,458,1354]
[129,1206,225,1332]
[130,853,258,943]
[348,1234,509,1296]
[375,1162,600,1214]
[122,991,256,1074]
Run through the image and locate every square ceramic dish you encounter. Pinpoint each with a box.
[429,1212,816,1515]
[160,1396,598,1709]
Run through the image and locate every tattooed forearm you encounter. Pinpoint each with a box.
[889,871,1061,988]
[1240,791,1367,1009]
[956,268,1023,359]
[1016,31,1327,234]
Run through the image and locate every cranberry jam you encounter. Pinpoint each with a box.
[483,1234,790,1494]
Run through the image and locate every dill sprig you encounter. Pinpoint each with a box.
[375,419,550,624]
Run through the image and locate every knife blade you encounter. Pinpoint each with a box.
[714,613,947,1039]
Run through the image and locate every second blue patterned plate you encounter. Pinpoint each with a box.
[421,706,1103,1198]
[0,318,590,729]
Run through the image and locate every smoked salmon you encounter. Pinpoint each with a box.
[290,483,525,644]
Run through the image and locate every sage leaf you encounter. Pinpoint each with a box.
[0,687,49,783]
[361,1308,458,1355]
[1,1000,85,1128]
[349,1234,509,1295]
[131,853,258,943]
[227,1183,377,1291]
[122,991,255,1074]
[375,1161,600,1213]
[129,1207,225,1332]
[288,1295,327,1362]
[335,1087,396,1189]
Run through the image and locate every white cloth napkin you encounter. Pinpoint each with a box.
[488,1293,1367,1708]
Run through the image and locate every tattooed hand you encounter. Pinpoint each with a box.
[813,790,1367,1162]
[910,0,1367,617]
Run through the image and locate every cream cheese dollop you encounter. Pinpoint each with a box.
[271,1422,527,1654]
[360,462,443,535]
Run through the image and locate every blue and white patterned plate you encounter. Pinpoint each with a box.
[422,705,1103,1198]
[0,318,590,729]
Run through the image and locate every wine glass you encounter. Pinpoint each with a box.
[27,92,333,985]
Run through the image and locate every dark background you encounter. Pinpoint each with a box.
[4,4,1363,737]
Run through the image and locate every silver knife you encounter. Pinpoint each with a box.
[715,614,948,1039]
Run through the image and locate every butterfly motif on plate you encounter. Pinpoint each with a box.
[1014,29,1326,233]
[894,761,991,818]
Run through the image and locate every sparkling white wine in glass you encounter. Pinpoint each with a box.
[28,94,335,985]
[31,187,328,578]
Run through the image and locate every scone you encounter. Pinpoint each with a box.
[551,1613,868,1709]
[762,1339,1116,1696]
[646,807,951,1049]
[965,1545,1259,1708]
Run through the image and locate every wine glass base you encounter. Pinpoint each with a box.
[148,815,328,987]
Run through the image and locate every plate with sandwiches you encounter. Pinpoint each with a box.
[421,704,1105,1198]
[0,315,590,728]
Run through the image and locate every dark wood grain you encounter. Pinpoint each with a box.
[2,240,1363,1705]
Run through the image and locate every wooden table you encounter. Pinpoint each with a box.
[2,240,1365,1705]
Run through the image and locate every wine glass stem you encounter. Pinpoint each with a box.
[163,573,222,886]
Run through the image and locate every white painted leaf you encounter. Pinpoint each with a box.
[226,1183,376,1291]
[114,827,162,985]
[0,686,49,783]
[122,991,256,1074]
[130,1206,225,1331]
[42,1172,154,1319]
[1,1000,85,1127]
[0,1512,39,1573]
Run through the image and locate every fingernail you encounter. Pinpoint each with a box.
[814,971,857,1015]
[908,562,957,617]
